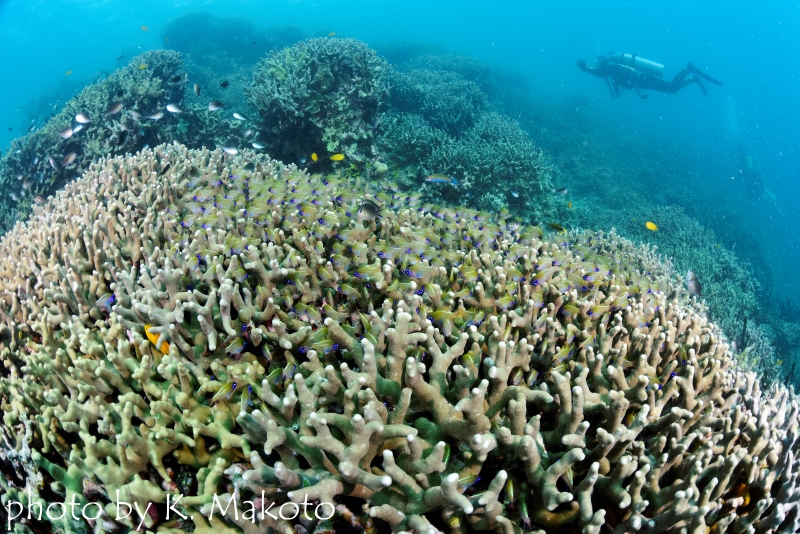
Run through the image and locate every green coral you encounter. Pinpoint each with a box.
[0,144,798,533]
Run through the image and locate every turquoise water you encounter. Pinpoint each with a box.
[1,0,798,369]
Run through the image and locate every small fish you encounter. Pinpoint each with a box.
[144,324,169,353]
[357,199,381,221]
[33,195,46,205]
[146,111,164,120]
[426,174,458,185]
[330,153,345,161]
[75,113,93,124]
[311,152,318,162]
[27,124,35,132]
[170,75,181,82]
[141,25,149,31]
[220,80,229,88]
[568,200,573,209]
[96,292,116,312]
[553,187,569,195]
[328,32,336,36]
[510,190,519,198]
[116,89,124,97]
[72,124,83,134]
[115,55,125,61]
[49,157,57,169]
[65,70,72,76]
[686,270,703,297]
[103,102,123,115]
[233,112,247,121]
[548,222,566,233]
[10,192,19,201]
[645,221,658,231]
[131,110,142,121]
[22,177,32,190]
[221,147,238,155]
[211,381,238,403]
[208,100,225,111]
[61,152,77,166]
[252,142,265,149]
[166,104,183,113]
[194,83,200,96]
[777,360,783,366]
[118,130,129,145]
[138,64,148,70]
[164,37,170,42]
[58,126,73,139]
[243,128,252,137]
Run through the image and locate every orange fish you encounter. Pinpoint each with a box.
[144,324,169,353]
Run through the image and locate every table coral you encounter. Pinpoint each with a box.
[0,144,797,534]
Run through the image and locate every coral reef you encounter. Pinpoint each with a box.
[245,37,389,167]
[389,70,488,135]
[0,50,185,233]
[0,144,797,533]
[378,110,556,221]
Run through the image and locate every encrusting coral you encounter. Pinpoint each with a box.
[0,143,798,534]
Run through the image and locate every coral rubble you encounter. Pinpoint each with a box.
[0,144,797,533]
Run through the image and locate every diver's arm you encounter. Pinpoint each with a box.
[577,59,603,77]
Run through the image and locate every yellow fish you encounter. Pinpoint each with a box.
[65,70,72,76]
[328,32,336,36]
[141,25,149,31]
[311,152,318,162]
[164,37,170,42]
[645,221,658,231]
[330,153,345,161]
[144,324,169,353]
[138,64,148,70]
[567,200,573,209]
[777,360,783,366]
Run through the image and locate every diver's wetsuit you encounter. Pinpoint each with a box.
[577,55,723,99]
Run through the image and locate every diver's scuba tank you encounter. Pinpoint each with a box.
[614,53,664,77]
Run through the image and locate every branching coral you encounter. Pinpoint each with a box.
[245,37,389,166]
[0,50,185,233]
[0,144,797,534]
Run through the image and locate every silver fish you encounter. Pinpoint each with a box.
[166,104,183,113]
[233,112,247,121]
[75,113,93,124]
[243,129,252,137]
[221,146,238,155]
[72,124,83,134]
[22,177,32,189]
[686,270,703,297]
[194,83,200,96]
[27,124,35,132]
[61,152,77,166]
[252,142,265,149]
[49,157,57,169]
[33,195,46,205]
[10,192,19,202]
[553,188,569,195]
[146,111,164,121]
[131,110,142,121]
[511,190,520,198]
[104,102,123,115]
[208,100,225,111]
[58,126,73,139]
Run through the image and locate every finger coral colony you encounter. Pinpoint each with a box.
[0,143,796,534]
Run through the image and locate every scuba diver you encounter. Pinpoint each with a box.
[577,53,723,99]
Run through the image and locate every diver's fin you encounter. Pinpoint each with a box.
[687,63,723,85]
